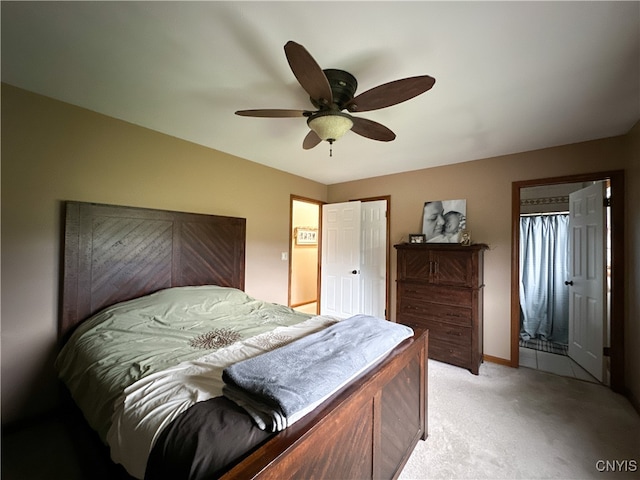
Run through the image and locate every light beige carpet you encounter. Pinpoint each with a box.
[400,360,639,479]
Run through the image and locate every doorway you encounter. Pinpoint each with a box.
[289,196,322,314]
[289,195,391,319]
[510,171,625,393]
[518,182,605,383]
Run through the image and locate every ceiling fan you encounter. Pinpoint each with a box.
[235,41,435,154]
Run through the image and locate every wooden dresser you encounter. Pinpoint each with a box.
[395,243,487,374]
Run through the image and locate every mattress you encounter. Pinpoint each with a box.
[55,285,412,479]
[56,285,336,477]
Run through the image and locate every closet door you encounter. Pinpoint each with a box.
[360,200,387,318]
[320,201,362,317]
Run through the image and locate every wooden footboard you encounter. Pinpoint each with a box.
[221,329,428,480]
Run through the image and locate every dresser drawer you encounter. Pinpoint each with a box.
[399,282,473,308]
[398,299,472,327]
[426,320,471,346]
[429,338,472,369]
[397,316,471,346]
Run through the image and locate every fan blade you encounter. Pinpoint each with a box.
[284,41,333,105]
[302,130,322,149]
[235,109,308,118]
[346,75,435,112]
[351,117,396,142]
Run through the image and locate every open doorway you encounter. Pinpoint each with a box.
[511,171,625,393]
[518,181,608,383]
[289,196,322,314]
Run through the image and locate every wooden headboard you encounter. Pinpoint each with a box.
[60,201,246,340]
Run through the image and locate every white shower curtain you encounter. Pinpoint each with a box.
[519,214,569,344]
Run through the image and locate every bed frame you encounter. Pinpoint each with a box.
[60,201,428,479]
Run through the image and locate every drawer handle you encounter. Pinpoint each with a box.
[447,331,463,336]
[446,313,464,318]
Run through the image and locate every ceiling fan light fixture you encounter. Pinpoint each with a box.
[307,112,353,142]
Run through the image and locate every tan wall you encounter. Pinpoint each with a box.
[0,84,327,423]
[328,132,637,402]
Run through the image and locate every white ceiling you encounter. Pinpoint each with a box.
[2,1,638,185]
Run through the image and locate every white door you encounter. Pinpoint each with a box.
[567,182,606,382]
[360,200,387,318]
[320,201,362,317]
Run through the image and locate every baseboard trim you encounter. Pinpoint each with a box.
[483,354,513,367]
[290,301,317,308]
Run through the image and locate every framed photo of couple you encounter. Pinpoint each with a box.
[421,199,467,243]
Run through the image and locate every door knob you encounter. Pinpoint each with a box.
[564,280,573,286]
[351,270,359,274]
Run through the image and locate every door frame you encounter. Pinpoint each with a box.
[510,170,625,392]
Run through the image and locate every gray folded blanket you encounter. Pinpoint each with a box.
[222,314,413,432]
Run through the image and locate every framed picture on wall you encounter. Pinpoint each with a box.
[295,227,318,245]
[421,199,467,243]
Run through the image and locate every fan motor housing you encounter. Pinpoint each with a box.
[311,69,358,110]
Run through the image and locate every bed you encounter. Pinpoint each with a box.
[57,201,429,479]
